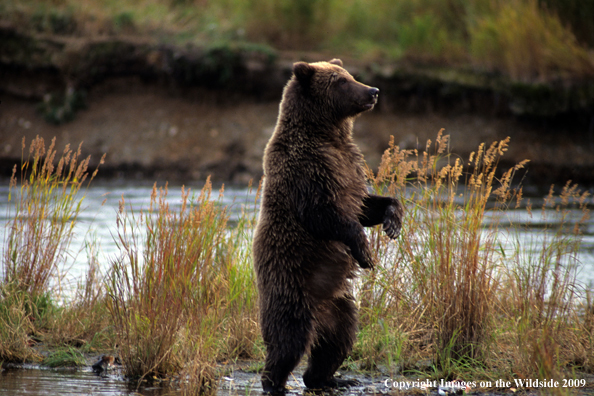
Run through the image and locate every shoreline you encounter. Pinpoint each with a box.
[1,22,593,190]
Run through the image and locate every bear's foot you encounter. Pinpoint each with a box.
[262,379,286,395]
[304,376,360,390]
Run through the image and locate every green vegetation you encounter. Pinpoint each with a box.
[2,0,593,81]
[1,137,108,363]
[37,88,87,125]
[1,134,592,392]
[43,346,87,367]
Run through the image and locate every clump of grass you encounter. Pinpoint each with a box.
[106,178,261,390]
[355,130,590,380]
[2,136,104,297]
[357,131,515,375]
[42,246,114,352]
[42,346,87,368]
[106,181,226,380]
[0,285,38,363]
[501,182,590,379]
[1,136,105,362]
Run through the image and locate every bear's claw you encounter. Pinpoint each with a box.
[383,201,403,239]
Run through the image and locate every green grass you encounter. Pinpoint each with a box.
[2,137,104,297]
[2,0,593,81]
[42,346,87,368]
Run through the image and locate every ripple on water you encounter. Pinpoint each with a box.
[0,367,176,396]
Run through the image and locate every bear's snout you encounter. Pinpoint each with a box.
[363,87,379,109]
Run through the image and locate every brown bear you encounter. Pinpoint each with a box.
[252,59,403,393]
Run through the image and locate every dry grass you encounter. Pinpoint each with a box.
[2,136,104,297]
[0,286,38,363]
[106,181,228,380]
[353,130,591,381]
[1,136,105,362]
[105,178,261,390]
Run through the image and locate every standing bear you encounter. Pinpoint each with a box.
[253,59,404,393]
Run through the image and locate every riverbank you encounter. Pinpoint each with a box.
[1,22,594,190]
[4,358,594,396]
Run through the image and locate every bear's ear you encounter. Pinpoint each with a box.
[293,62,315,84]
[328,58,343,67]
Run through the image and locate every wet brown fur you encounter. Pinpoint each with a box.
[253,59,403,393]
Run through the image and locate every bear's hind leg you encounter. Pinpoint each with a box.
[261,302,313,394]
[261,348,302,394]
[302,295,358,390]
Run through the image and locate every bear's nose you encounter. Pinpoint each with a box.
[369,87,379,98]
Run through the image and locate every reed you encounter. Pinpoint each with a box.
[500,182,589,380]
[106,180,224,380]
[1,133,590,387]
[354,130,591,381]
[105,178,261,390]
[2,136,104,296]
[0,136,104,362]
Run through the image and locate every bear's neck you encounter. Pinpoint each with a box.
[279,108,354,144]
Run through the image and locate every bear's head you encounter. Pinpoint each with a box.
[290,59,379,119]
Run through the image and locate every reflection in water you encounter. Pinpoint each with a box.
[0,367,178,396]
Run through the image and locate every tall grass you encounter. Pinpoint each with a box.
[2,136,104,296]
[106,178,261,391]
[502,182,589,379]
[354,130,591,381]
[107,181,227,382]
[4,0,593,80]
[1,136,105,362]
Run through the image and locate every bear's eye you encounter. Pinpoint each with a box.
[337,77,347,85]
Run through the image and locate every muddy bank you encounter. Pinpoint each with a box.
[1,23,593,189]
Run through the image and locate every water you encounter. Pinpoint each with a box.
[0,366,175,396]
[1,181,593,395]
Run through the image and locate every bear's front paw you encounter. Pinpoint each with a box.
[353,245,375,270]
[383,200,404,239]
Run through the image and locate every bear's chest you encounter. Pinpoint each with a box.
[315,142,367,211]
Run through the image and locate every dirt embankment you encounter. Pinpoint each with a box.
[1,22,593,190]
